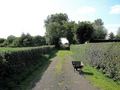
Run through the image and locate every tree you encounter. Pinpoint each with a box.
[0,38,6,47]
[73,21,94,44]
[92,19,107,39]
[45,13,69,48]
[62,21,76,45]
[0,38,5,44]
[44,13,69,26]
[11,33,33,47]
[10,37,21,47]
[115,27,120,39]
[32,35,46,46]
[45,22,61,48]
[108,32,115,40]
[94,19,104,26]
[3,35,16,46]
[20,33,33,47]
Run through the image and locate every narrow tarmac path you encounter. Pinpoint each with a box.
[32,50,99,90]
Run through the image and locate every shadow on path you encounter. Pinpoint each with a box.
[80,71,94,75]
[31,50,59,89]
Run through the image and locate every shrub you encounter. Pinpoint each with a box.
[70,43,120,81]
[0,45,55,89]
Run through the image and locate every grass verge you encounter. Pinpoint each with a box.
[68,50,120,90]
[14,49,58,90]
[55,50,66,75]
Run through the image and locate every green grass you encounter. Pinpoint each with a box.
[82,65,120,90]
[68,50,120,90]
[14,49,58,90]
[55,50,66,75]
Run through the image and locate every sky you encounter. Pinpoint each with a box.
[0,0,120,43]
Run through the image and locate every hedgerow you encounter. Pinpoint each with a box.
[0,45,55,90]
[70,43,120,81]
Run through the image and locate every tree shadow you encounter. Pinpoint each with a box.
[49,49,59,59]
[32,50,59,86]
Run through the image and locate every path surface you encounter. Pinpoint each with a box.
[32,51,99,90]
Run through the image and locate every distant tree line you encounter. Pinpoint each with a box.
[1,13,119,48]
[0,33,47,47]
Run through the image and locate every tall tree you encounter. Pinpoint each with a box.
[62,21,76,45]
[73,21,94,44]
[94,19,104,26]
[108,32,115,40]
[45,22,61,48]
[92,19,107,39]
[45,13,69,48]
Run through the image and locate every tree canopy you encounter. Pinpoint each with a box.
[2,35,16,46]
[94,19,104,26]
[0,38,5,44]
[108,32,115,40]
[45,22,61,48]
[0,33,46,47]
[73,21,94,44]
[45,13,69,48]
[62,21,76,45]
[44,13,109,48]
[44,13,69,27]
[92,19,107,39]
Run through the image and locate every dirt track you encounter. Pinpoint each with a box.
[32,51,99,90]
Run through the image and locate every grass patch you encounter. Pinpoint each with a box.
[82,65,120,90]
[55,50,66,75]
[68,50,120,90]
[67,50,74,55]
[14,49,58,90]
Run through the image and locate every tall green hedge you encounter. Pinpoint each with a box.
[70,43,120,81]
[0,45,55,89]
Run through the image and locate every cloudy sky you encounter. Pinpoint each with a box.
[0,0,120,39]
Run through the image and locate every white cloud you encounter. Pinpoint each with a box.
[0,0,61,38]
[107,29,117,35]
[76,7,95,14]
[104,24,120,35]
[110,5,120,14]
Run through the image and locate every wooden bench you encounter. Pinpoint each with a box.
[72,61,84,72]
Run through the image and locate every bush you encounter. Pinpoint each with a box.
[0,45,55,89]
[70,43,120,81]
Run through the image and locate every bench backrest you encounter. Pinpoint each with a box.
[72,61,81,67]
